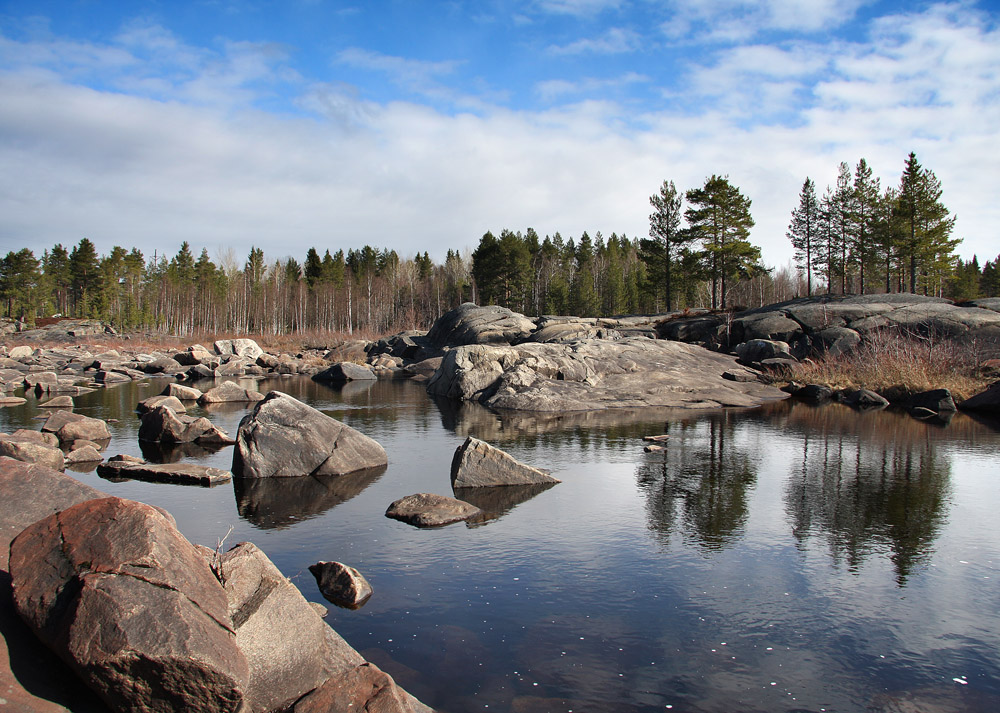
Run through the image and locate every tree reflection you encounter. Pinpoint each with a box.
[780,402,951,585]
[635,413,757,552]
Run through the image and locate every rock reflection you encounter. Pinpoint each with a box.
[777,402,951,585]
[233,466,386,530]
[138,439,228,463]
[635,413,757,552]
[453,483,558,527]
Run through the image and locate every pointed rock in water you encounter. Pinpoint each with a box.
[136,394,187,414]
[309,561,374,609]
[162,382,204,400]
[385,492,481,528]
[139,405,232,444]
[234,391,387,478]
[450,436,559,488]
[9,496,250,713]
[959,381,1000,414]
[38,395,74,409]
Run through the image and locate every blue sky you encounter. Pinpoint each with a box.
[1,0,998,271]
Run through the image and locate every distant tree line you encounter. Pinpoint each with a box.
[0,154,983,336]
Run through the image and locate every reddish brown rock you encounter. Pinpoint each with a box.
[9,497,250,713]
[40,411,111,443]
[293,662,422,713]
[309,561,374,609]
[385,493,481,528]
[0,433,65,470]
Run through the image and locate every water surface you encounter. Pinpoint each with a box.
[4,377,999,713]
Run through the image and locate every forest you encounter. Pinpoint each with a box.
[0,152,994,337]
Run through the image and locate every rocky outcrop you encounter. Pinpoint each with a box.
[138,405,233,444]
[385,493,482,528]
[9,497,250,713]
[97,457,232,486]
[427,339,787,412]
[293,662,427,713]
[427,303,535,347]
[233,391,388,478]
[309,561,374,609]
[451,436,560,488]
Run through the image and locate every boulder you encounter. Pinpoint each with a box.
[138,405,232,444]
[93,370,133,384]
[215,358,249,377]
[792,384,835,403]
[24,371,59,391]
[136,394,186,414]
[40,411,111,443]
[735,339,793,365]
[174,345,216,366]
[63,445,104,465]
[838,388,890,410]
[218,542,367,713]
[450,436,560,488]
[731,312,803,343]
[97,458,232,486]
[313,362,378,382]
[142,356,184,374]
[38,395,74,409]
[8,345,34,359]
[0,396,27,407]
[0,433,65,470]
[385,493,481,528]
[309,561,374,609]
[198,381,265,404]
[959,381,1000,415]
[214,339,264,361]
[9,497,250,713]
[10,428,60,447]
[162,382,204,400]
[426,303,536,347]
[906,388,957,413]
[814,327,861,357]
[233,391,387,478]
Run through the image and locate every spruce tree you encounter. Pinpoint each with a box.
[851,158,880,294]
[786,177,819,296]
[642,179,689,311]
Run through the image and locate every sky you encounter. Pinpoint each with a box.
[0,0,998,272]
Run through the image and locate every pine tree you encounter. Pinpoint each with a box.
[641,180,690,311]
[895,152,958,294]
[69,238,100,317]
[685,175,758,310]
[786,177,819,296]
[850,159,880,294]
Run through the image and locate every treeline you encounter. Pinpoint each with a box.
[787,152,966,297]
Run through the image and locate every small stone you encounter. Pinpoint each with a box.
[309,561,374,609]
[385,493,481,528]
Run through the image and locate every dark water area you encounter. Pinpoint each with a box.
[3,376,1000,713]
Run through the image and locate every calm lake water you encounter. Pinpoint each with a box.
[3,376,1000,713]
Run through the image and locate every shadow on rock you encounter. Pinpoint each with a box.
[234,466,386,530]
[454,483,558,527]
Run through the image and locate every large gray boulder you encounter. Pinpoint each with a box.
[136,394,186,414]
[428,338,787,412]
[233,391,387,478]
[735,339,793,365]
[451,436,560,488]
[313,362,377,382]
[9,497,250,713]
[40,411,111,443]
[214,338,264,361]
[198,381,265,404]
[426,303,536,347]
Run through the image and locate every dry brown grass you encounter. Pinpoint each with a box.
[792,329,993,402]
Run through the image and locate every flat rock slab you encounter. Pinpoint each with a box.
[451,436,559,488]
[385,493,482,528]
[428,338,787,412]
[97,459,233,486]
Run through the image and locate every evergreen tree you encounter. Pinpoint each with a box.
[641,179,691,311]
[981,256,1000,297]
[69,238,100,317]
[896,152,958,294]
[304,248,323,287]
[831,161,853,294]
[685,175,758,310]
[0,249,40,321]
[787,177,820,296]
[850,158,880,294]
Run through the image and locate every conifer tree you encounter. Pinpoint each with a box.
[786,177,819,296]
[642,180,689,311]
[850,158,880,294]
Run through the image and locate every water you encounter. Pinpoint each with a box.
[4,377,1000,712]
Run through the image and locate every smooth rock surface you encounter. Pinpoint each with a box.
[451,436,560,488]
[162,382,204,400]
[428,339,786,412]
[9,497,250,713]
[198,381,265,404]
[385,493,482,528]
[313,361,377,382]
[293,662,426,713]
[97,458,233,486]
[959,381,1000,414]
[41,411,111,443]
[0,433,65,470]
[214,338,264,361]
[136,394,186,414]
[427,303,536,347]
[233,391,387,478]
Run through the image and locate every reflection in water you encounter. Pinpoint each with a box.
[233,466,386,529]
[774,401,952,585]
[635,413,757,551]
[454,483,558,527]
[139,439,229,463]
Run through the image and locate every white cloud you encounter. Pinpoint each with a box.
[535,0,624,16]
[662,0,871,41]
[535,72,649,101]
[0,2,996,271]
[547,27,641,55]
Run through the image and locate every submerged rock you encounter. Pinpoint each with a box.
[385,492,482,528]
[233,391,387,478]
[450,436,560,488]
[309,561,374,609]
